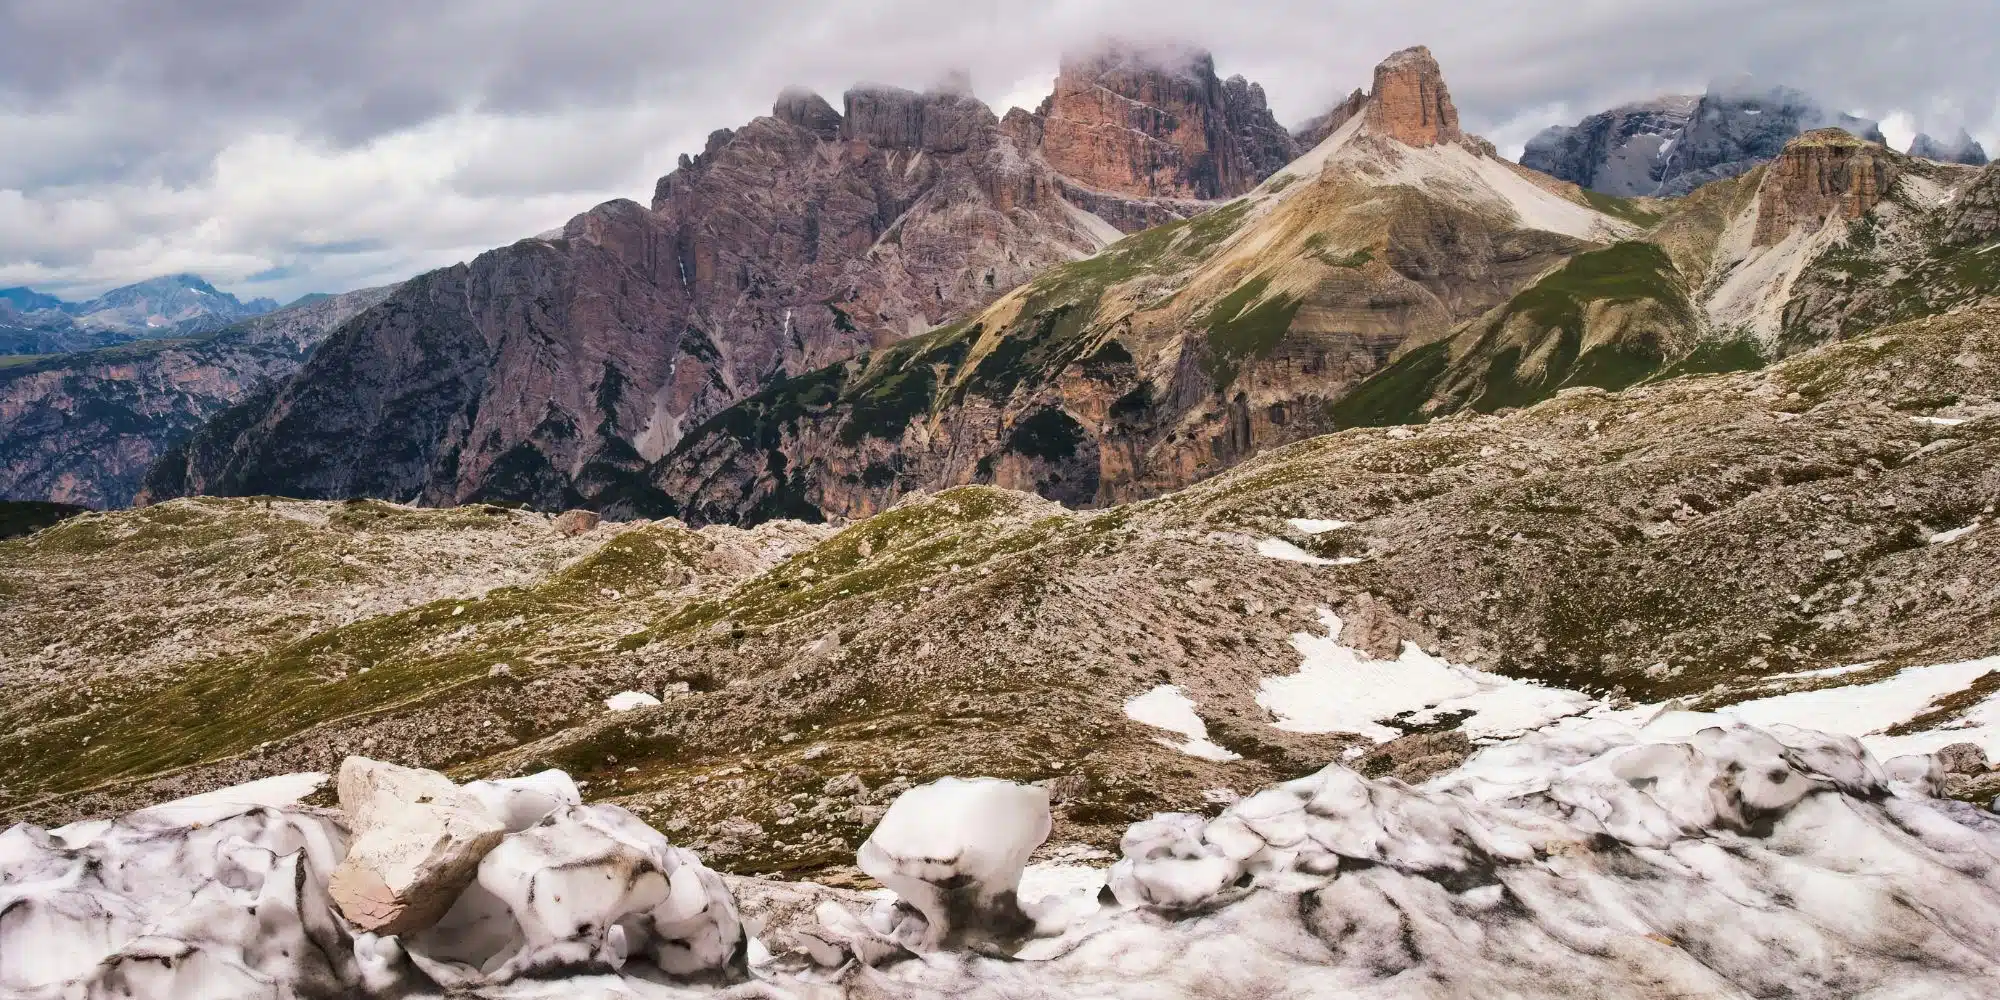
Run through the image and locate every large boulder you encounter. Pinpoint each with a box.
[327,758,506,936]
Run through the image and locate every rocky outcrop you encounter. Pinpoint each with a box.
[0,284,394,508]
[1943,161,2000,246]
[148,45,1312,512]
[1751,129,1899,246]
[1519,96,1698,196]
[1292,88,1368,150]
[1910,129,1990,166]
[1522,83,1885,197]
[1029,41,1298,200]
[1362,46,1460,147]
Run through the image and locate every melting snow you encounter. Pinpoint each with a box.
[1258,610,1596,742]
[1708,656,2000,760]
[1914,415,1969,426]
[1255,538,1360,566]
[1932,521,1981,545]
[1124,685,1240,761]
[604,690,661,712]
[1286,518,1353,535]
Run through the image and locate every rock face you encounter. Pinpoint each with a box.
[1362,46,1460,147]
[1519,96,1698,196]
[1029,41,1298,200]
[1910,129,1990,166]
[1751,129,1900,246]
[1522,83,1884,197]
[0,284,395,508]
[1291,88,1368,150]
[146,54,1300,512]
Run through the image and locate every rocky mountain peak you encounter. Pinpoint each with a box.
[1752,128,1900,246]
[1362,45,1461,147]
[773,86,843,140]
[1909,129,1990,167]
[1030,39,1297,200]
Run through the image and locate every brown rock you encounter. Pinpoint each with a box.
[1363,46,1462,147]
[1752,129,1899,246]
[1032,41,1297,200]
[552,509,600,537]
[1936,742,1989,775]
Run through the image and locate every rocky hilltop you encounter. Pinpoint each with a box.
[0,284,395,508]
[1522,82,1885,197]
[142,44,1300,512]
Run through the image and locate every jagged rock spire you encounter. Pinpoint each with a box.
[1363,46,1462,147]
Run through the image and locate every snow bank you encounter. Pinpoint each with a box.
[1259,609,1595,742]
[1,766,741,998]
[868,719,2000,999]
[1124,684,1241,761]
[1286,518,1353,535]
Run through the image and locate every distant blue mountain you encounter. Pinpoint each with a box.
[0,274,283,356]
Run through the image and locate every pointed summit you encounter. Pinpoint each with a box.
[1363,46,1461,147]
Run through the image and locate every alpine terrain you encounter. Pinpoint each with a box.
[6,34,2000,1000]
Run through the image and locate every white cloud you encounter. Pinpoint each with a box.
[2,0,1995,301]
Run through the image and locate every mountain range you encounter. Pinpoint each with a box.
[0,273,282,356]
[8,39,2000,999]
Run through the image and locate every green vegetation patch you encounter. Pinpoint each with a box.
[1202,276,1303,387]
[0,501,91,541]
[1006,407,1086,462]
[1325,340,1451,429]
[1581,190,1667,229]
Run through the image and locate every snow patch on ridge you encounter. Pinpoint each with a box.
[1286,518,1353,534]
[1259,610,1596,742]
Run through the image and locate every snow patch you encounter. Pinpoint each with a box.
[604,690,661,712]
[1354,141,1632,241]
[1255,537,1359,566]
[1124,685,1240,761]
[1931,521,1980,545]
[1286,518,1353,535]
[1259,610,1596,742]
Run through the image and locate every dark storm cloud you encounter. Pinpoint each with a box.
[2,0,1994,299]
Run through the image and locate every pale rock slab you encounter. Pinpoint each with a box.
[327,757,506,936]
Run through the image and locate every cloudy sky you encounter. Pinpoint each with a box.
[3,0,1994,302]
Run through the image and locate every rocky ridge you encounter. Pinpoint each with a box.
[0,284,396,508]
[1911,128,1991,166]
[141,44,1302,513]
[1522,83,1885,197]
